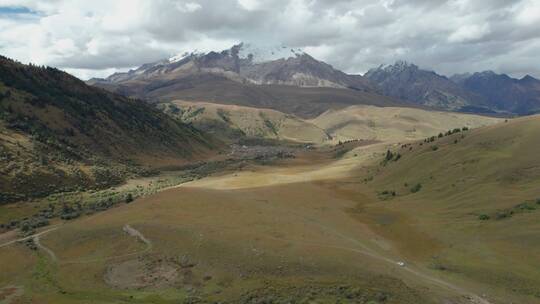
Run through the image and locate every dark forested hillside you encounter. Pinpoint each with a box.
[0,56,219,203]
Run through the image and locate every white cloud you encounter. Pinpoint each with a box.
[176,2,202,13]
[448,24,490,43]
[237,0,259,11]
[515,0,540,25]
[0,0,538,80]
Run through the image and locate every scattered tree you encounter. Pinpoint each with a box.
[478,214,490,221]
[410,183,422,193]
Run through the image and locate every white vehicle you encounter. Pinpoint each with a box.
[397,261,406,267]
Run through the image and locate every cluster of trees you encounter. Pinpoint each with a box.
[382,150,401,164]
[421,127,470,145]
[478,198,540,221]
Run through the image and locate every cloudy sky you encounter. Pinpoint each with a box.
[0,0,539,80]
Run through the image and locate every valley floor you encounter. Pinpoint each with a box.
[0,140,538,304]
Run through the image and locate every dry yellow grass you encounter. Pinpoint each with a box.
[311,105,503,143]
[165,100,330,143]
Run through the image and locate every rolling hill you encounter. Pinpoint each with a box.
[361,115,540,302]
[0,56,218,203]
[159,100,331,143]
[311,105,502,143]
[158,101,503,145]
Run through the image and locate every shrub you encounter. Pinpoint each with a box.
[495,210,513,220]
[478,214,490,221]
[385,150,394,161]
[410,183,422,193]
[125,193,134,203]
[431,145,439,151]
[516,202,536,211]
[394,153,401,161]
[462,126,469,131]
[536,198,540,205]
[60,212,80,220]
[438,133,443,138]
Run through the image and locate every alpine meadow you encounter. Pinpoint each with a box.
[1,1,540,303]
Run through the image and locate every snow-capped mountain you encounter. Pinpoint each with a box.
[236,43,305,63]
[90,43,374,91]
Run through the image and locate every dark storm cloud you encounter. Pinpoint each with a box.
[0,0,538,79]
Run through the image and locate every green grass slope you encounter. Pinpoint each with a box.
[364,116,540,301]
[0,56,219,203]
[159,100,331,143]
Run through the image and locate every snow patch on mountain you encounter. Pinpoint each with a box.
[168,50,204,63]
[237,43,305,63]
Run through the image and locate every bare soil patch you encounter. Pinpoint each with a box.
[104,257,178,289]
[0,285,23,304]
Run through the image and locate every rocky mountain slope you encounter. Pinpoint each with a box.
[91,43,374,91]
[451,71,540,115]
[0,56,218,203]
[364,61,487,112]
[88,44,405,118]
[365,61,540,115]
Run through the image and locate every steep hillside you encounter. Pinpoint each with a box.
[0,56,218,203]
[159,100,331,143]
[311,105,502,142]
[363,116,540,301]
[452,71,540,115]
[365,61,488,112]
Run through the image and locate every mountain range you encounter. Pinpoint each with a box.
[451,71,540,115]
[366,61,540,115]
[88,43,406,118]
[89,43,540,116]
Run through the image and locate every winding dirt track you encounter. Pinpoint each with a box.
[0,226,59,249]
[60,224,152,265]
[33,234,57,262]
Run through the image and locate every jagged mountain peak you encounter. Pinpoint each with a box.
[473,70,497,78]
[520,74,539,83]
[383,60,419,73]
[365,59,484,111]
[365,60,421,79]
[92,42,373,91]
